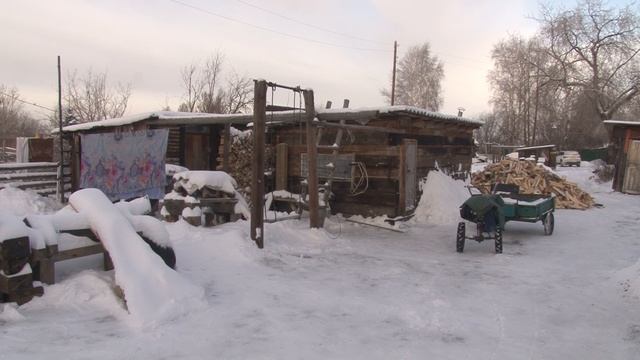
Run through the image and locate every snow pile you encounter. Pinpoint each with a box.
[0,213,30,241]
[230,127,252,143]
[0,213,46,249]
[165,164,188,176]
[174,171,238,195]
[69,189,205,326]
[0,303,26,322]
[412,170,469,225]
[0,186,61,217]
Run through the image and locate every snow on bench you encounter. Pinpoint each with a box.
[69,189,204,325]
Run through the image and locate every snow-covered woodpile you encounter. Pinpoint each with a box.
[162,171,249,226]
[471,160,595,209]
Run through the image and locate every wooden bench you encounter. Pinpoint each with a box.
[29,229,113,285]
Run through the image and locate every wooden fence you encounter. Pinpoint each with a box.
[0,162,66,197]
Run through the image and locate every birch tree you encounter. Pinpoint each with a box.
[383,42,445,111]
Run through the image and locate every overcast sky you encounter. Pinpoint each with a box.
[0,0,623,121]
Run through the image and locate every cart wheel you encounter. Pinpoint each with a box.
[543,212,554,236]
[495,226,503,254]
[456,222,465,253]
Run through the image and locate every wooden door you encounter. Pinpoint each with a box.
[185,133,209,170]
[399,139,418,214]
[623,140,640,194]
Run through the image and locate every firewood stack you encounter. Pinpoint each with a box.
[217,130,274,204]
[471,160,595,209]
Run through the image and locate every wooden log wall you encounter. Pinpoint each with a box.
[166,127,182,166]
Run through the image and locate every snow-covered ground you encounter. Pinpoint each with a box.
[1,163,640,359]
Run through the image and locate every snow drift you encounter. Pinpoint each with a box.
[412,170,469,225]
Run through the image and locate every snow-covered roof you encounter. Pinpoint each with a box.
[317,105,483,127]
[603,120,640,127]
[516,144,556,151]
[59,111,247,133]
[60,105,482,133]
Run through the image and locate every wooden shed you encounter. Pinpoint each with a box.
[604,120,640,194]
[59,106,482,217]
[59,111,252,200]
[515,144,556,167]
[271,106,483,218]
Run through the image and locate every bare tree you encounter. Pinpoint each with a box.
[0,85,46,137]
[223,71,253,114]
[179,63,203,113]
[474,112,502,146]
[383,42,444,111]
[489,35,551,145]
[179,53,253,114]
[536,0,640,121]
[65,69,131,123]
[198,54,225,113]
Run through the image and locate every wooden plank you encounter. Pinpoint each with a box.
[314,121,407,134]
[0,172,57,181]
[276,143,288,190]
[330,202,396,218]
[622,140,640,194]
[0,162,58,170]
[54,243,105,262]
[403,139,418,214]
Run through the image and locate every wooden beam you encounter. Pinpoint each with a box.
[276,143,288,190]
[251,80,267,248]
[303,89,320,228]
[314,121,407,134]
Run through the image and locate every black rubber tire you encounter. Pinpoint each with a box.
[456,222,465,253]
[495,226,503,254]
[543,212,555,236]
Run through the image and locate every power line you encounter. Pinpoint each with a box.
[168,0,391,52]
[233,0,387,45]
[0,91,56,112]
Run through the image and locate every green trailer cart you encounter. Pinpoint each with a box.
[456,184,555,253]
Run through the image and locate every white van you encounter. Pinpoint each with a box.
[556,151,581,167]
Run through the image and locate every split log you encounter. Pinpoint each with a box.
[472,160,594,209]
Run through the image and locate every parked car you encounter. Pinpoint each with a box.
[556,151,581,167]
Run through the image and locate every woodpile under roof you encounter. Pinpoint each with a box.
[471,160,595,209]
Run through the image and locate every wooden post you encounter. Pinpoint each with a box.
[223,123,231,172]
[316,101,331,146]
[251,80,267,248]
[275,143,288,190]
[303,89,320,228]
[57,56,65,203]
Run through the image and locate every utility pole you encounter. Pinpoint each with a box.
[391,41,398,106]
[57,56,64,203]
